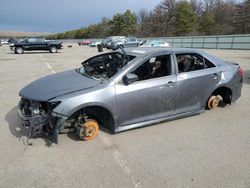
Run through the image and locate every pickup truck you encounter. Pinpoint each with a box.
[10,37,63,54]
[111,37,140,50]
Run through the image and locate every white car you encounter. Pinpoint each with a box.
[89,41,102,47]
[0,39,9,45]
[141,40,170,48]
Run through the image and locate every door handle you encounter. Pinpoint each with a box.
[165,81,175,87]
[211,73,220,79]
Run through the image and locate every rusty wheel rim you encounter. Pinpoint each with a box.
[208,96,219,110]
[83,120,99,141]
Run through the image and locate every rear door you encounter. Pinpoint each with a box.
[36,38,47,50]
[24,38,38,50]
[174,52,221,114]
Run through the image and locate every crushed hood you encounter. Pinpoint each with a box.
[19,69,100,101]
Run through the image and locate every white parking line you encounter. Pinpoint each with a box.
[99,133,141,188]
[39,54,56,74]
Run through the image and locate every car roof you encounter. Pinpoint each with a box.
[124,47,226,66]
[124,47,200,55]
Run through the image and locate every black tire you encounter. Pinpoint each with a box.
[15,47,23,54]
[49,46,57,53]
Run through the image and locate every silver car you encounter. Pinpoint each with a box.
[18,48,243,143]
[140,40,171,47]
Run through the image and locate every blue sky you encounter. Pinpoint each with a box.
[0,0,163,33]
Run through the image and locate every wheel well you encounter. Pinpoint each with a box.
[210,87,232,104]
[71,106,115,133]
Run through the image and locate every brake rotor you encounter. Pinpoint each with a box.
[208,96,220,110]
[82,119,99,141]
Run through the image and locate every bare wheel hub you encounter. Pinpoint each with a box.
[79,119,99,141]
[208,95,222,110]
[85,125,96,137]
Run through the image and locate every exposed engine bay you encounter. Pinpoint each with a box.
[79,51,135,80]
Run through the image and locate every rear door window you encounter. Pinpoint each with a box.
[27,38,37,43]
[176,53,216,73]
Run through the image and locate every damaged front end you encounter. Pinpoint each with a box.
[17,98,65,143]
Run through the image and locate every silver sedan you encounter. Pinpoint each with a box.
[18,48,243,143]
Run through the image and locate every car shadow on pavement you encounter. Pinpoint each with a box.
[5,106,27,138]
[5,106,59,147]
[6,52,61,55]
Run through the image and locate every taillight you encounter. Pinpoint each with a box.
[239,67,243,77]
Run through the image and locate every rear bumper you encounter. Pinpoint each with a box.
[230,78,243,103]
[57,44,63,49]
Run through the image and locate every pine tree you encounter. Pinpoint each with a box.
[198,12,218,35]
[173,1,196,36]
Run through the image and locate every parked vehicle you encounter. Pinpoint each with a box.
[78,40,91,46]
[18,47,243,143]
[0,39,9,45]
[89,41,102,47]
[101,38,108,48]
[139,39,147,46]
[106,36,125,49]
[141,40,170,47]
[111,37,140,50]
[10,37,63,54]
[8,38,19,44]
[1,38,19,45]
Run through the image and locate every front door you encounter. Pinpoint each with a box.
[36,38,47,50]
[23,38,38,50]
[115,53,176,127]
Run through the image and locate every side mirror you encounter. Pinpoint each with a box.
[123,73,138,85]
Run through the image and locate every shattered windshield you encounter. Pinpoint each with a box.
[78,52,136,81]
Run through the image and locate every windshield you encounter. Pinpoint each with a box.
[78,52,136,81]
[21,38,28,42]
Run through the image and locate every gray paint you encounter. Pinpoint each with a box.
[19,69,100,101]
[19,47,243,133]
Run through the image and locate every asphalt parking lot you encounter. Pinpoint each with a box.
[0,44,250,188]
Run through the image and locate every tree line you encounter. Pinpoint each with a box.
[46,0,250,39]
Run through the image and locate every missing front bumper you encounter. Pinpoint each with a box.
[17,106,49,137]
